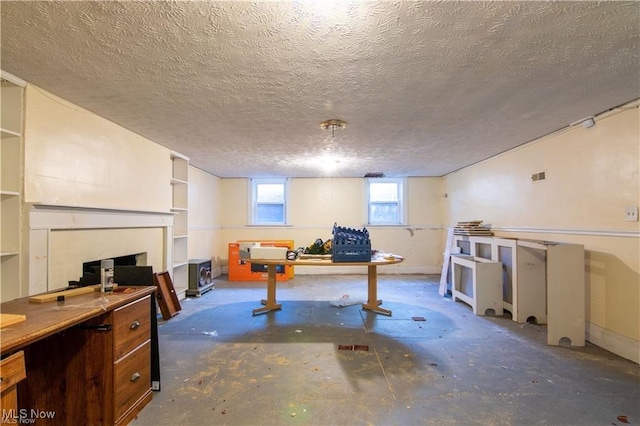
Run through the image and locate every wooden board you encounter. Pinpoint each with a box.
[454,220,493,235]
[28,285,99,303]
[0,313,27,328]
[153,272,182,320]
[439,227,454,296]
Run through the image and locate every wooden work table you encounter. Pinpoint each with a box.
[0,286,156,425]
[248,255,403,316]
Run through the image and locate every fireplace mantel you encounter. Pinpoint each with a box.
[28,204,175,294]
[29,203,174,229]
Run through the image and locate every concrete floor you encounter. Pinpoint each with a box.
[132,274,639,426]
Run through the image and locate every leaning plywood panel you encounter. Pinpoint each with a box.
[514,242,548,325]
[546,243,585,346]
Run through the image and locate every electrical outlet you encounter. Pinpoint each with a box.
[625,206,638,222]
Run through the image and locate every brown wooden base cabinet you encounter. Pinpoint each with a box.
[2,289,155,425]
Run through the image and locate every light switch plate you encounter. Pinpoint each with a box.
[625,206,638,222]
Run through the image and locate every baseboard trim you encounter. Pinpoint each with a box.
[493,226,638,239]
[211,266,223,278]
[586,322,639,364]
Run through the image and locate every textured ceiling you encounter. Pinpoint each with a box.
[1,1,639,178]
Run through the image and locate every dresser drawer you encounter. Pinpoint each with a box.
[0,351,26,393]
[114,340,151,421]
[1,351,26,414]
[113,295,151,359]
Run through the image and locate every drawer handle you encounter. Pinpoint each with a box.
[130,372,141,383]
[129,320,141,330]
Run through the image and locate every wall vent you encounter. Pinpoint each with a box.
[364,172,385,178]
[531,171,546,182]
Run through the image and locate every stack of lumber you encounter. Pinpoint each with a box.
[454,220,494,236]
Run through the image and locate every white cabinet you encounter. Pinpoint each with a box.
[451,255,503,316]
[450,234,585,346]
[1,73,25,302]
[170,151,189,297]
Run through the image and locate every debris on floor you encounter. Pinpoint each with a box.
[338,344,369,351]
[330,294,364,307]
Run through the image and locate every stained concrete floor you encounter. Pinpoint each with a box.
[132,274,639,426]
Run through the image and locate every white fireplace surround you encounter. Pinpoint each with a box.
[28,204,174,294]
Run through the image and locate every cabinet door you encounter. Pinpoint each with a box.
[18,311,115,425]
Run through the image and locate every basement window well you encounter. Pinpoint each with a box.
[250,178,289,225]
[367,178,406,225]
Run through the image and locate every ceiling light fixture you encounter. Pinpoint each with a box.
[320,119,347,138]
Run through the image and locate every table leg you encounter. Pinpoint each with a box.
[252,264,282,315]
[362,264,392,316]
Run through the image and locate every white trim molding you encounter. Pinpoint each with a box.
[586,322,639,364]
[29,203,174,230]
[492,226,639,239]
[221,224,444,230]
[27,204,174,294]
[0,69,27,87]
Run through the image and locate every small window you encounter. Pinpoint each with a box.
[367,178,405,225]
[250,178,288,225]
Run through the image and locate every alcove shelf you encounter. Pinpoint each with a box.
[443,233,585,346]
[1,72,25,303]
[170,151,189,297]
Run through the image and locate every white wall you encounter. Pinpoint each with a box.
[21,84,174,293]
[24,85,171,211]
[17,79,639,362]
[49,227,164,291]
[188,166,223,275]
[219,177,445,274]
[443,106,640,362]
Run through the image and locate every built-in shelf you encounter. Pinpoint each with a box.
[170,177,188,185]
[1,72,25,302]
[451,235,585,347]
[170,151,189,298]
[1,128,21,137]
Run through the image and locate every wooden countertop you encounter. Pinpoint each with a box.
[0,286,156,356]
[247,255,404,267]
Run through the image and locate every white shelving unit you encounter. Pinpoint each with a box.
[451,234,585,346]
[1,72,25,302]
[170,151,189,298]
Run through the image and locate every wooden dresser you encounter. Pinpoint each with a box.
[0,286,155,425]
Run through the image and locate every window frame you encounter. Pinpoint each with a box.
[249,178,290,226]
[366,177,407,226]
